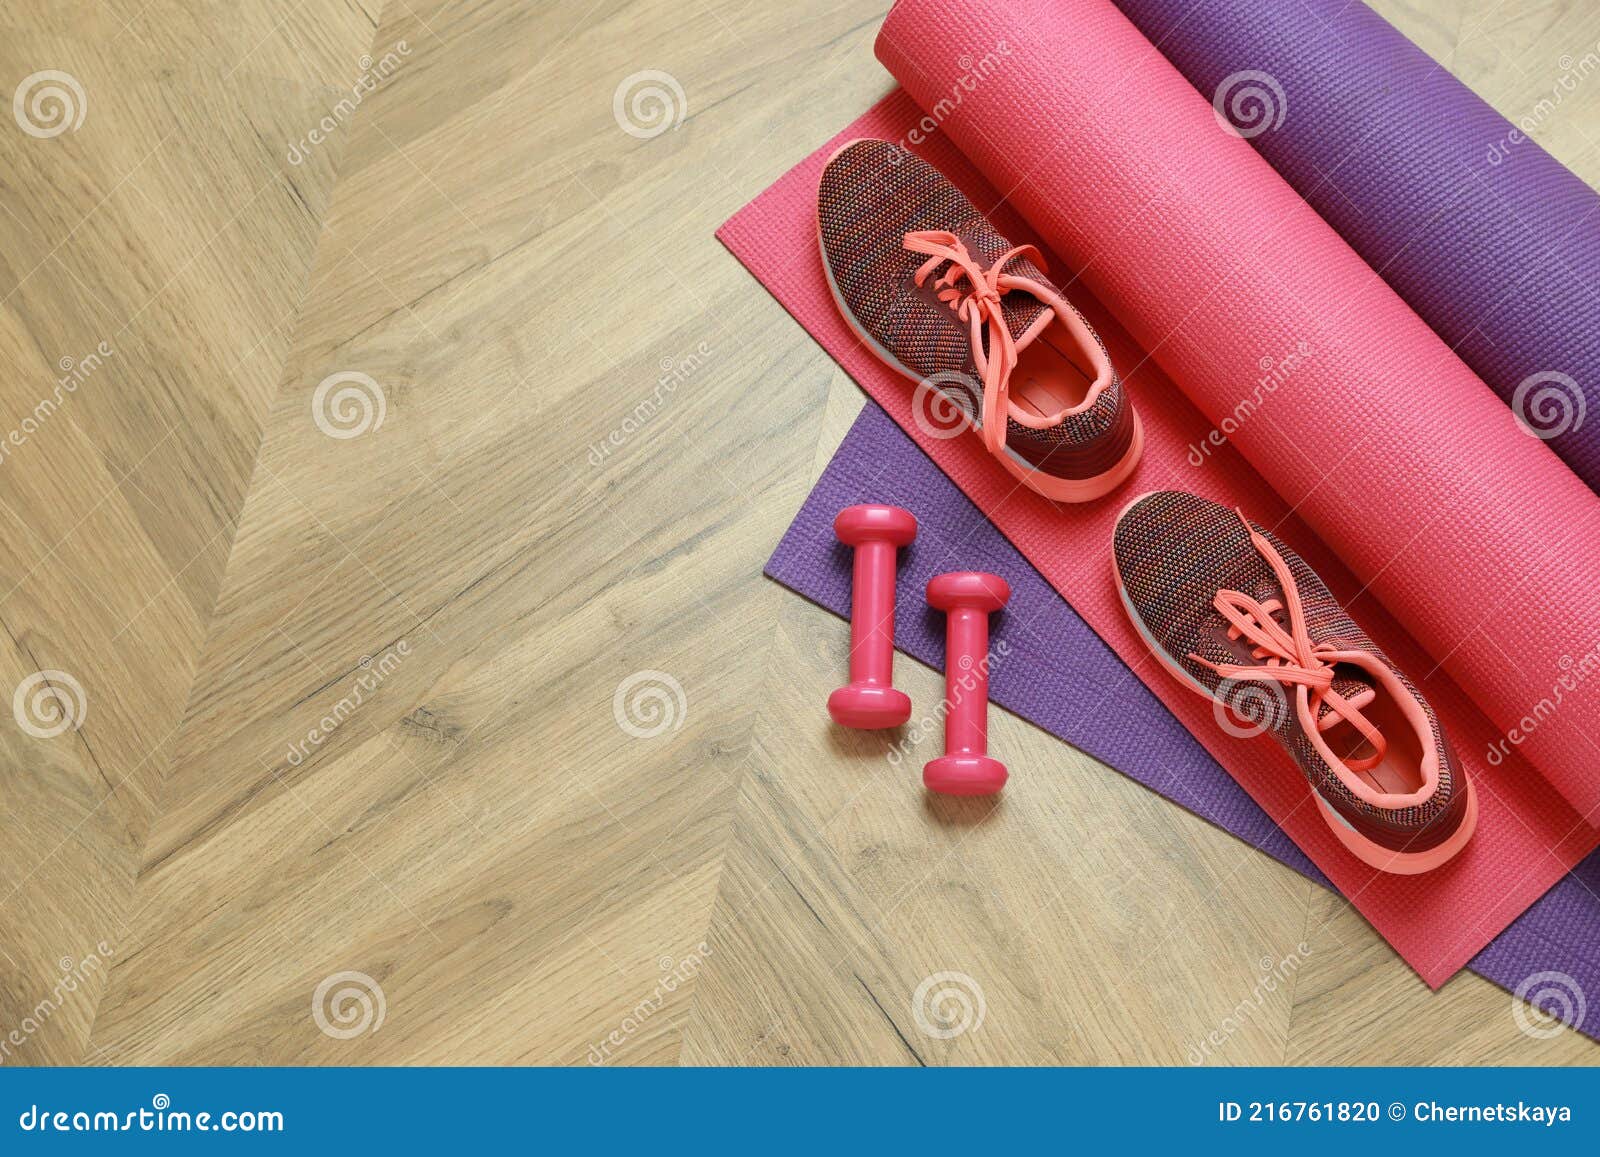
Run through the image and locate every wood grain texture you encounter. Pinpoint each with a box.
[0,0,375,1064]
[87,0,810,1064]
[0,0,1594,1064]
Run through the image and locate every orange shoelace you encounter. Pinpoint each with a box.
[1188,512,1388,772]
[903,230,1045,455]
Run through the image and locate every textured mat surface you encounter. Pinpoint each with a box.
[719,76,1598,984]
[767,402,1600,1041]
[875,0,1600,820]
[1113,0,1600,496]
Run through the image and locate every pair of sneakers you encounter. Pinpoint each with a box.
[818,140,1476,874]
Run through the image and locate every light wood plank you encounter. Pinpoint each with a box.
[0,0,377,1064]
[88,0,821,1063]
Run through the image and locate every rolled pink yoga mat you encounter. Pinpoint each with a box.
[876,0,1600,821]
[1114,0,1600,497]
[722,0,1600,983]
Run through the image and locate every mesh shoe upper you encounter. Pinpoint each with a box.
[1113,490,1467,849]
[818,139,1132,480]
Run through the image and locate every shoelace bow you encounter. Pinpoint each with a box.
[903,230,1045,455]
[1188,512,1388,772]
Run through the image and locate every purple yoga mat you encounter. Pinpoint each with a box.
[769,402,1600,1041]
[1111,0,1600,493]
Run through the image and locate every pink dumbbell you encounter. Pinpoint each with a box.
[924,571,1010,796]
[827,504,918,729]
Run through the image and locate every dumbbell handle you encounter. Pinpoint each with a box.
[942,607,991,756]
[848,539,897,689]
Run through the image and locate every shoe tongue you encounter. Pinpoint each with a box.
[960,226,1051,355]
[1242,577,1376,730]
[1319,670,1376,730]
[966,286,1050,367]
[1001,293,1051,354]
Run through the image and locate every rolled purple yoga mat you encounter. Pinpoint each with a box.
[1111,0,1600,492]
[768,403,1600,1042]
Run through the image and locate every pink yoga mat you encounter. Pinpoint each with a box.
[720,51,1600,980]
[878,0,1600,819]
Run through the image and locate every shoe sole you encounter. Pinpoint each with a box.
[1109,492,1477,875]
[816,140,1143,504]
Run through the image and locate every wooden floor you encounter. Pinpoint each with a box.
[0,0,1595,1065]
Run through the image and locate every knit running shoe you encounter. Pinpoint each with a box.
[818,139,1142,502]
[1112,491,1476,874]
